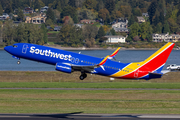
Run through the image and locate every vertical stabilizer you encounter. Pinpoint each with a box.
[140,42,174,73]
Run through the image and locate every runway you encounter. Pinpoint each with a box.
[0,113,180,120]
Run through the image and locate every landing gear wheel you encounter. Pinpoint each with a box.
[79,73,87,80]
[17,61,21,65]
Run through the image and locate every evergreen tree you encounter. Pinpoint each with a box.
[17,8,24,21]
[159,12,164,24]
[96,26,106,39]
[4,2,13,14]
[162,21,170,33]
[128,15,135,27]
[0,3,3,15]
[153,15,159,26]
[61,6,78,24]
[46,8,56,23]
[110,28,116,35]
[148,1,157,24]
[105,0,115,13]
[68,0,76,7]
[41,23,48,44]
[34,0,41,11]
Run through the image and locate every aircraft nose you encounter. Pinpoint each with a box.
[4,46,12,53]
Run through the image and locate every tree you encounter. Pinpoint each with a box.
[111,10,122,20]
[105,0,115,13]
[98,8,109,23]
[132,8,142,16]
[58,24,84,46]
[83,0,97,9]
[41,23,48,44]
[61,6,78,23]
[128,15,137,26]
[82,24,98,39]
[68,0,76,7]
[167,18,178,33]
[110,28,116,35]
[96,26,105,39]
[159,11,164,24]
[120,5,132,18]
[162,21,170,33]
[45,19,54,27]
[139,22,152,41]
[34,0,41,11]
[3,21,15,45]
[96,0,104,11]
[4,1,13,14]
[46,8,56,23]
[14,23,28,43]
[62,16,74,25]
[17,8,24,21]
[0,3,3,15]
[77,9,97,20]
[148,1,157,24]
[129,22,139,40]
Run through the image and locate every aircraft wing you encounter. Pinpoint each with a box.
[71,47,121,73]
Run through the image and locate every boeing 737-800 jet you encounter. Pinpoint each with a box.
[4,42,174,80]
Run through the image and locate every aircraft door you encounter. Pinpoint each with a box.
[22,44,28,54]
[134,69,139,78]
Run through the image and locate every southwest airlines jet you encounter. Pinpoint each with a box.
[4,42,174,80]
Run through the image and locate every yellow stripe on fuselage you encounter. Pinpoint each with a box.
[110,42,172,78]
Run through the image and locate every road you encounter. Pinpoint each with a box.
[0,88,180,90]
[0,113,180,120]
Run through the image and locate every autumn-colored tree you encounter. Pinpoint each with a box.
[111,10,122,20]
[102,25,108,33]
[98,8,109,23]
[62,16,74,25]
[120,5,132,18]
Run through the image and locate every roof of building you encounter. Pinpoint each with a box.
[104,35,125,38]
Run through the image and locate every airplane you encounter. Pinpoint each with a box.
[4,42,174,80]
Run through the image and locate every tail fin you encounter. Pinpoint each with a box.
[141,42,174,73]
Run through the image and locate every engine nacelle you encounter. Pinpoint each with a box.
[55,63,72,73]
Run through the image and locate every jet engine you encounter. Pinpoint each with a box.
[55,63,72,73]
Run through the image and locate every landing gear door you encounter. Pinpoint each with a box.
[22,44,28,54]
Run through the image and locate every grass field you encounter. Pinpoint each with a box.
[0,89,180,114]
[0,71,180,114]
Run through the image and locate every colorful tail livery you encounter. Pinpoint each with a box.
[4,42,174,80]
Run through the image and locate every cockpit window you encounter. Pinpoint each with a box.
[13,45,18,48]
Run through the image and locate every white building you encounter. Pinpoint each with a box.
[105,35,126,43]
[152,32,172,42]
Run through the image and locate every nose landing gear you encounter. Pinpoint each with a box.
[79,73,87,80]
[17,60,21,65]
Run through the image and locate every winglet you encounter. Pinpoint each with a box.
[97,47,121,66]
[109,47,121,58]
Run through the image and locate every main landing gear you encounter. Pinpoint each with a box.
[79,73,87,80]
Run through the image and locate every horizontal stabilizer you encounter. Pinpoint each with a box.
[161,70,170,74]
[149,73,162,79]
